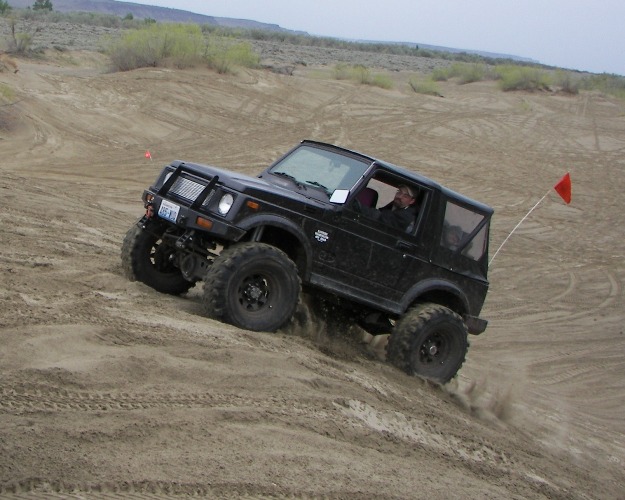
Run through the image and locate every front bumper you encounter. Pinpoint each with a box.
[144,190,246,241]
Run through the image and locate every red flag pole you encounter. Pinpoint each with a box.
[489,190,550,266]
[489,172,572,267]
[554,172,571,204]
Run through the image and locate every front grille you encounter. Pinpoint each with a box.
[170,177,205,202]
[169,176,214,207]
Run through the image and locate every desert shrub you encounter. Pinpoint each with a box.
[33,0,53,11]
[495,65,551,91]
[443,63,466,79]
[408,78,441,96]
[203,36,259,74]
[2,18,29,53]
[431,66,451,81]
[0,1,11,15]
[0,83,14,100]
[0,83,16,129]
[369,73,393,89]
[11,32,32,53]
[580,73,625,99]
[332,63,392,89]
[430,63,491,84]
[609,87,625,100]
[351,64,370,84]
[444,63,490,83]
[456,63,488,84]
[332,63,351,80]
[15,8,67,22]
[553,70,579,94]
[236,27,523,68]
[62,11,123,28]
[14,8,140,28]
[106,23,205,71]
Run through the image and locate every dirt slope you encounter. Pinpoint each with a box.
[1,51,624,498]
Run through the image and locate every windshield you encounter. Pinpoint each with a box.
[268,145,371,197]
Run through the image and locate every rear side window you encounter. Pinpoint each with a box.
[440,201,489,261]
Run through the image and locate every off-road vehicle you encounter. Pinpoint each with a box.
[122,140,493,383]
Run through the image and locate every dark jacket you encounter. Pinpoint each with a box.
[363,202,417,231]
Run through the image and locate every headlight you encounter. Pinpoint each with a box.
[218,193,235,215]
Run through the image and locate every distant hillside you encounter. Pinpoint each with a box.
[7,0,300,32]
[380,41,538,64]
[8,0,533,63]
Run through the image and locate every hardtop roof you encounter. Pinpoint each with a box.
[301,140,494,216]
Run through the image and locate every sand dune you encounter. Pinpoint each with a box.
[1,46,624,498]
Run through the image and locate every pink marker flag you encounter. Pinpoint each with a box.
[145,150,152,160]
[554,172,571,204]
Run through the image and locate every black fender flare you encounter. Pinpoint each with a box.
[236,214,314,281]
[400,278,471,316]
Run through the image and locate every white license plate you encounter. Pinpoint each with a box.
[158,199,180,223]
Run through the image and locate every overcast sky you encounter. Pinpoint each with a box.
[119,0,623,75]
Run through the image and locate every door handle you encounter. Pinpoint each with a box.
[395,240,412,251]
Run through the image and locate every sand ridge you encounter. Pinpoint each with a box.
[1,41,624,498]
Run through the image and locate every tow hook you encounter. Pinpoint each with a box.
[176,231,195,249]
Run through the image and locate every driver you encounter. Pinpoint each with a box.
[356,184,418,231]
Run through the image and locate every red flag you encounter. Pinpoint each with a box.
[145,150,152,160]
[554,172,571,204]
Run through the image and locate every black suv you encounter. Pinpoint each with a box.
[122,140,493,383]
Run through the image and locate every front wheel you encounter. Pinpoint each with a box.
[202,242,301,332]
[121,220,194,295]
[386,303,468,384]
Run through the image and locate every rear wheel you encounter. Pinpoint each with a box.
[387,303,468,384]
[202,242,300,332]
[121,220,193,295]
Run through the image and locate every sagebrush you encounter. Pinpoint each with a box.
[408,78,441,96]
[332,63,393,89]
[106,23,205,71]
[105,23,259,73]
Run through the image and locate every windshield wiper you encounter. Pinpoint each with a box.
[273,171,305,189]
[305,181,330,195]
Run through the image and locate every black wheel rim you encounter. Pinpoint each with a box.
[237,273,271,311]
[418,331,450,366]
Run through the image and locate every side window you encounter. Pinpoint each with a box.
[362,178,393,208]
[353,175,425,235]
[441,201,488,260]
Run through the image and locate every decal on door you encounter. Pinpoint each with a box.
[314,229,329,243]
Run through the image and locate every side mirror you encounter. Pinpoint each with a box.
[329,189,349,204]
